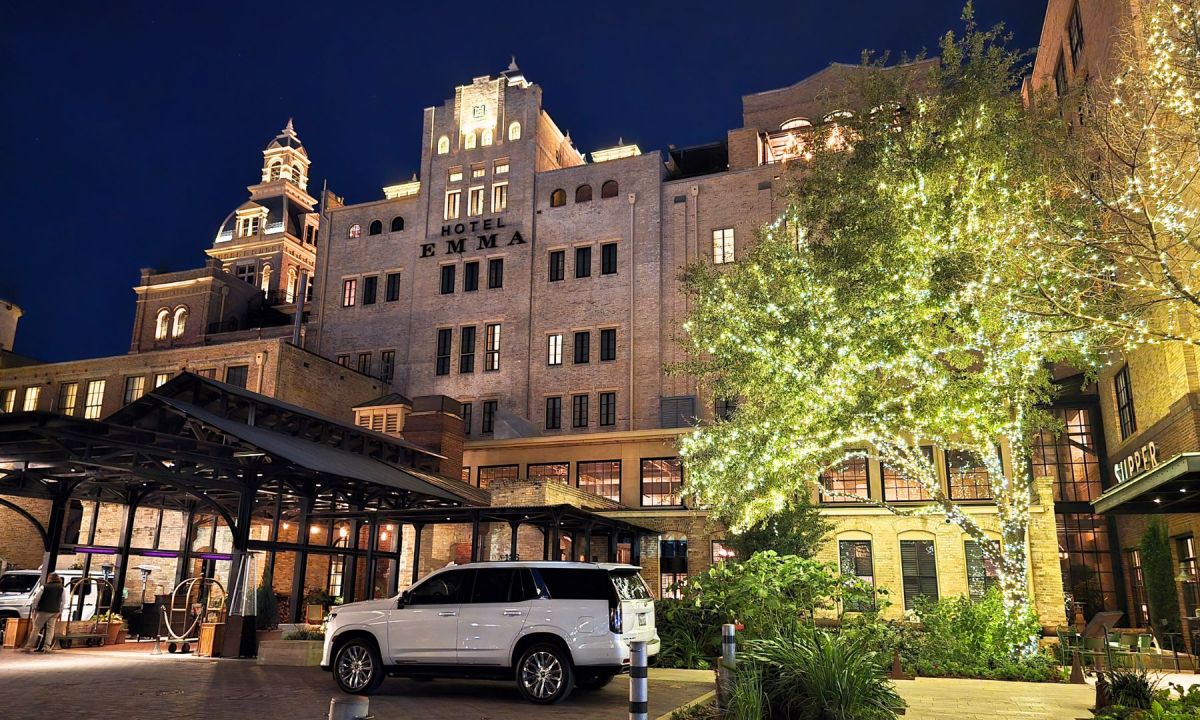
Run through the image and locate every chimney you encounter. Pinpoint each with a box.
[403,395,466,481]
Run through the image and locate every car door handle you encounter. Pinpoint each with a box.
[502,610,524,616]
[438,611,457,617]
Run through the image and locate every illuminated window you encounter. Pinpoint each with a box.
[641,458,682,506]
[153,372,170,388]
[462,466,471,482]
[547,334,562,366]
[22,387,40,412]
[57,382,78,415]
[839,540,876,611]
[83,380,106,419]
[464,131,476,150]
[437,135,450,154]
[529,462,568,482]
[481,128,493,146]
[449,167,463,183]
[548,250,565,282]
[286,267,298,302]
[481,399,497,434]
[965,540,1000,601]
[122,376,144,404]
[239,216,260,237]
[712,228,735,264]
[260,263,272,293]
[0,388,14,413]
[459,326,476,373]
[508,121,521,141]
[369,220,382,236]
[545,397,562,430]
[1032,407,1104,502]
[1114,365,1137,440]
[484,323,501,371]
[945,449,993,500]
[494,160,509,174]
[268,161,281,180]
[171,307,188,338]
[578,460,620,501]
[291,164,303,185]
[435,328,452,376]
[600,180,619,198]
[390,216,404,232]
[881,447,935,502]
[154,309,170,340]
[468,186,485,216]
[780,117,812,131]
[575,185,592,203]
[348,223,362,239]
[600,392,616,427]
[491,182,508,212]
[712,541,737,564]
[472,165,486,179]
[478,464,518,489]
[550,189,566,207]
[1178,536,1200,614]
[572,394,589,428]
[659,536,687,598]
[820,458,869,502]
[1127,549,1148,627]
[341,278,357,307]
[444,190,461,220]
[900,540,938,608]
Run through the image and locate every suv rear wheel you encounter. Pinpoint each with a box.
[334,637,384,695]
[516,643,574,704]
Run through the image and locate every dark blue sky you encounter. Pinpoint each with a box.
[0,1,1044,361]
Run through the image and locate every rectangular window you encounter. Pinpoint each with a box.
[900,539,939,609]
[545,396,562,429]
[484,323,501,371]
[481,399,497,434]
[712,541,738,564]
[713,228,735,264]
[153,372,170,388]
[478,464,519,489]
[1067,1,1085,68]
[1032,407,1104,502]
[577,460,620,502]
[964,540,1000,602]
[361,275,378,305]
[122,376,145,404]
[436,328,452,376]
[660,538,688,598]
[448,167,463,183]
[225,365,249,388]
[380,350,395,383]
[0,388,14,413]
[574,331,590,364]
[601,243,617,275]
[459,326,476,373]
[548,250,565,282]
[83,380,106,419]
[492,182,508,212]
[575,246,592,278]
[600,328,616,362]
[235,263,258,286]
[1127,549,1148,627]
[444,190,461,220]
[461,466,471,483]
[57,382,79,415]
[714,397,737,420]
[1054,51,1069,98]
[571,394,589,428]
[487,258,504,289]
[820,457,869,502]
[547,334,562,366]
[336,354,350,367]
[357,352,371,376]
[342,278,357,307]
[463,261,479,292]
[494,160,509,175]
[471,165,486,179]
[882,447,935,502]
[528,462,569,483]
[1115,365,1137,440]
[945,449,993,500]
[195,368,216,379]
[461,402,472,436]
[641,458,682,506]
[839,540,876,611]
[385,272,402,302]
[440,265,456,294]
[22,386,40,412]
[468,186,485,216]
[599,391,616,426]
[1178,536,1200,615]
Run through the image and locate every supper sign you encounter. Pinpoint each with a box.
[1114,441,1159,484]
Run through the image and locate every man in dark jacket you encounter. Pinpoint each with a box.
[21,573,65,653]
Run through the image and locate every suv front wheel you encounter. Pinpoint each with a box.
[334,637,385,695]
[516,643,574,704]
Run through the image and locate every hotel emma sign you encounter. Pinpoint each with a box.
[421,216,525,258]
[1114,441,1159,484]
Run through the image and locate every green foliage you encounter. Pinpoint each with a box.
[255,568,279,631]
[1141,520,1182,637]
[1093,682,1200,720]
[722,496,832,560]
[741,630,904,720]
[655,599,719,669]
[282,628,325,641]
[726,661,767,720]
[1100,667,1160,711]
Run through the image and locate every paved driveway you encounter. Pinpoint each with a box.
[0,647,711,720]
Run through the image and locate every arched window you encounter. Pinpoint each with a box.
[390,216,404,232]
[550,189,566,207]
[481,128,493,146]
[349,224,362,239]
[575,184,593,203]
[286,267,298,303]
[154,309,170,340]
[268,161,282,181]
[369,220,383,236]
[291,164,303,184]
[508,121,521,141]
[464,131,476,150]
[171,306,188,338]
[437,135,450,154]
[260,263,272,292]
[600,180,619,198]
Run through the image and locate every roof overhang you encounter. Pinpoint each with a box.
[1093,453,1200,514]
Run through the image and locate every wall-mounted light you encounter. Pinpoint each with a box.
[310,526,320,535]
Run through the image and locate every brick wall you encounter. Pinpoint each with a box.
[0,497,49,570]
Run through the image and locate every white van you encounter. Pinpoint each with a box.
[0,570,104,622]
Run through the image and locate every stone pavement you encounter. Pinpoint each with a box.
[0,646,711,720]
[896,677,1095,720]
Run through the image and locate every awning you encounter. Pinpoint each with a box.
[1093,453,1200,514]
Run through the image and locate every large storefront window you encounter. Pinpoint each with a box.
[478,465,519,489]
[1032,407,1105,502]
[1058,512,1118,619]
[527,462,569,483]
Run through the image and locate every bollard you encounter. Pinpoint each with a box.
[717,623,737,709]
[629,640,648,720]
[329,696,369,720]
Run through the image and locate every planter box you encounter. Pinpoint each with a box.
[257,639,323,667]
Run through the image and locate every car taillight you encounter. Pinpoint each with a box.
[610,604,623,633]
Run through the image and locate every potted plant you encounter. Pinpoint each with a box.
[96,611,127,645]
[303,588,334,625]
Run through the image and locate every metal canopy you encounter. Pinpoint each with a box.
[307,503,661,537]
[1093,453,1200,515]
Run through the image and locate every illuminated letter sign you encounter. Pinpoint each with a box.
[1113,441,1159,484]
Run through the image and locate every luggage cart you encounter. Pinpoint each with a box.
[154,577,226,654]
[56,577,116,649]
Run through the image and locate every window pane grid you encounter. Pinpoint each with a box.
[820,458,869,502]
[485,324,501,371]
[572,394,588,428]
[436,328,452,376]
[545,396,561,429]
[578,460,620,501]
[528,462,569,483]
[641,458,682,506]
[460,326,476,373]
[600,392,616,426]
[945,450,993,500]
[839,540,875,611]
[547,334,562,366]
[1032,407,1104,502]
[478,465,519,489]
[881,447,934,502]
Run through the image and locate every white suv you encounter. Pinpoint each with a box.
[321,561,660,704]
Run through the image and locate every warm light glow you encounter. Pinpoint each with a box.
[310,526,320,535]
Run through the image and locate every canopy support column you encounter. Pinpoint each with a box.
[470,511,481,563]
[289,495,315,623]
[509,521,520,562]
[112,489,145,612]
[410,523,424,585]
[41,480,75,581]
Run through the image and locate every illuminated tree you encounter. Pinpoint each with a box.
[677,17,1092,652]
[1032,0,1200,348]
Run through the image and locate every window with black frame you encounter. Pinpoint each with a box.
[435,328,452,375]
[881,447,935,502]
[819,458,869,503]
[1115,365,1137,440]
[839,540,875,611]
[900,539,938,609]
[1127,548,1149,627]
[1178,536,1200,615]
[964,540,1000,601]
[660,536,688,599]
[944,449,993,500]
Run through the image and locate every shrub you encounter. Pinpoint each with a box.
[1142,520,1183,637]
[655,599,720,669]
[255,568,279,631]
[1098,667,1159,710]
[282,628,325,641]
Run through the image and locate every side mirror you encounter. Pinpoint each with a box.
[397,591,410,609]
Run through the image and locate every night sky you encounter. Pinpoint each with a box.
[0,1,1044,362]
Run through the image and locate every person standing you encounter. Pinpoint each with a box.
[21,573,65,653]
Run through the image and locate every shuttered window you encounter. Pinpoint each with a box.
[660,395,697,429]
[900,540,938,608]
